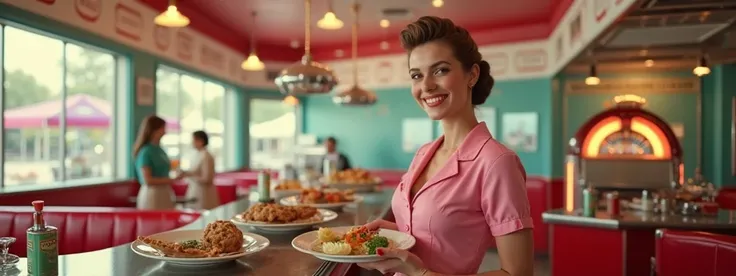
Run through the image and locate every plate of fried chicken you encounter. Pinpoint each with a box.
[231,203,338,232]
[131,220,270,266]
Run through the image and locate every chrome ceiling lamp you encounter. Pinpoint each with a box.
[333,2,377,106]
[242,11,265,71]
[274,0,338,95]
[154,0,190,27]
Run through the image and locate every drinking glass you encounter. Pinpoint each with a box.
[0,237,20,273]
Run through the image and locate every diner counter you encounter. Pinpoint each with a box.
[4,189,395,276]
[542,208,736,230]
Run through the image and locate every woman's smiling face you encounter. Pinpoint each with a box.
[408,41,476,120]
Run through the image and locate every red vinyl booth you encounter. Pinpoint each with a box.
[0,178,239,207]
[0,207,200,257]
[170,177,239,204]
[654,229,736,276]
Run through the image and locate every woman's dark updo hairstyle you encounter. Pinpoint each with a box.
[400,16,494,105]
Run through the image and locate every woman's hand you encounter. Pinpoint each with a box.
[363,219,399,231]
[174,170,186,180]
[357,248,428,276]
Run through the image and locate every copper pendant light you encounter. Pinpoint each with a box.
[332,2,377,106]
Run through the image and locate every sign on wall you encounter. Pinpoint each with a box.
[402,118,433,153]
[565,78,701,94]
[136,77,154,106]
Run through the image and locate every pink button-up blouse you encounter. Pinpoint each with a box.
[392,122,533,275]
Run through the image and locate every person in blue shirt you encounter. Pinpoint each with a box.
[132,115,180,210]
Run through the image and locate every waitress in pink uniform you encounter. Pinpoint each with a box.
[359,16,534,276]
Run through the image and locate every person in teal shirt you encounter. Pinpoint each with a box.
[133,115,180,210]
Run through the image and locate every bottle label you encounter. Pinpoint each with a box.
[27,231,59,276]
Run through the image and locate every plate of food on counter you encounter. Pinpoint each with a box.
[231,203,338,232]
[291,226,416,263]
[131,220,270,266]
[272,179,305,199]
[321,169,382,192]
[280,188,361,210]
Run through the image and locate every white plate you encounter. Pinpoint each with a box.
[291,226,416,263]
[131,229,270,266]
[230,209,339,232]
[325,182,380,193]
[279,195,362,210]
[272,189,302,199]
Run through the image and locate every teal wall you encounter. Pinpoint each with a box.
[302,78,556,176]
[0,3,280,176]
[702,64,736,186]
[561,71,700,180]
[302,65,736,186]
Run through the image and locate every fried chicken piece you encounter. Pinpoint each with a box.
[242,203,319,223]
[294,205,318,219]
[202,220,244,254]
[136,236,218,258]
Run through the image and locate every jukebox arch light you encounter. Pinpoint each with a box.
[581,116,671,159]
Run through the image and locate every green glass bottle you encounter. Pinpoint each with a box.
[26,200,58,276]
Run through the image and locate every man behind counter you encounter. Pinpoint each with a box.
[318,136,352,174]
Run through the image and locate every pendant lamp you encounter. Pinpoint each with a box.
[317,0,344,30]
[242,11,265,71]
[693,55,710,77]
[332,2,377,106]
[154,0,190,28]
[274,0,338,95]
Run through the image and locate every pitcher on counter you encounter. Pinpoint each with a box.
[357,16,535,276]
[132,115,180,210]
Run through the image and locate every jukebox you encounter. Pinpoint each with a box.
[565,95,684,212]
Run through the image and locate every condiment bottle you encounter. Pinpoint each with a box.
[257,170,273,203]
[26,200,58,276]
[582,187,598,217]
[606,192,620,217]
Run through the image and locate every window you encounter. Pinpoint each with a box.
[1,24,124,188]
[155,66,232,172]
[249,98,297,169]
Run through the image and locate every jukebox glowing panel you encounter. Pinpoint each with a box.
[565,95,683,212]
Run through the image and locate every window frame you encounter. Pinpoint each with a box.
[154,64,237,172]
[246,94,301,169]
[0,21,128,190]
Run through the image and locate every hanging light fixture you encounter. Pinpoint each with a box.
[693,55,711,77]
[585,63,600,86]
[333,2,377,106]
[317,0,344,30]
[154,0,190,28]
[242,11,265,71]
[283,95,300,106]
[274,0,339,95]
[432,0,444,8]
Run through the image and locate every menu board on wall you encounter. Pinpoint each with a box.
[402,118,433,153]
[476,107,497,136]
[136,77,154,106]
